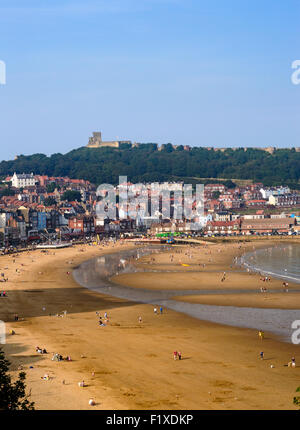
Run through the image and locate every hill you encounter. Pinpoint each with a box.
[1,145,300,188]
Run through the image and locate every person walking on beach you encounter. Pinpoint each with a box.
[138,316,142,323]
[173,351,178,360]
[260,351,264,360]
[258,330,264,341]
[160,306,163,314]
[154,307,158,315]
[178,351,182,360]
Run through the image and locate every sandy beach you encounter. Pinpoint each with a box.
[113,241,300,309]
[1,239,300,410]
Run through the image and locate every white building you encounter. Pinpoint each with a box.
[11,172,36,188]
[243,214,265,220]
[260,186,290,199]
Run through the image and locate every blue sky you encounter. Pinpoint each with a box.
[0,0,299,160]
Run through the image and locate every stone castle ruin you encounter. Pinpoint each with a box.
[86,132,300,153]
[86,132,132,148]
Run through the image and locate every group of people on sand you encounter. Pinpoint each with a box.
[221,271,226,282]
[259,276,271,292]
[51,352,72,362]
[36,346,47,354]
[173,350,182,360]
[260,351,296,368]
[258,330,296,368]
[154,306,163,315]
[260,276,271,282]
[97,311,109,326]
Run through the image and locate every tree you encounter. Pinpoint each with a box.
[0,145,299,186]
[44,197,57,206]
[0,187,15,198]
[212,191,221,199]
[223,180,236,189]
[293,387,300,408]
[46,182,60,193]
[62,190,81,202]
[0,348,35,410]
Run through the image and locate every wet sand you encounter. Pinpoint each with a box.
[0,239,300,410]
[171,292,300,309]
[112,241,300,310]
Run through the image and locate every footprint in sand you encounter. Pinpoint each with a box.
[212,380,234,388]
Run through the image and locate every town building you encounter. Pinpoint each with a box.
[245,199,268,208]
[11,172,36,188]
[268,194,300,207]
[68,215,95,234]
[260,186,290,199]
[205,220,241,235]
[240,217,295,234]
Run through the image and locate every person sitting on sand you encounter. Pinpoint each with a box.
[288,357,296,368]
[41,374,49,381]
[99,318,106,327]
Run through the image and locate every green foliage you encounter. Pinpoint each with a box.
[44,196,57,206]
[46,182,60,193]
[0,348,35,410]
[294,386,300,408]
[223,180,236,189]
[212,191,221,199]
[0,146,299,186]
[0,187,15,198]
[62,190,81,202]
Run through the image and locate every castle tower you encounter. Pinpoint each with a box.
[86,131,132,148]
[87,132,102,147]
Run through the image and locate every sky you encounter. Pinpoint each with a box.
[0,0,299,160]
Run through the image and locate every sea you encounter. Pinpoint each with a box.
[241,243,300,284]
